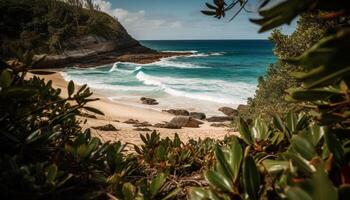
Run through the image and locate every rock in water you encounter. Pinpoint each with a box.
[92,124,118,131]
[140,97,158,105]
[190,112,206,120]
[218,107,239,117]
[206,116,233,122]
[169,116,201,128]
[163,109,190,116]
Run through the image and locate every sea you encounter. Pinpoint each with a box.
[61,40,275,116]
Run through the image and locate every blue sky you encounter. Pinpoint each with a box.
[95,0,296,40]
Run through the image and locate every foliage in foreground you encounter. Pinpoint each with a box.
[0,0,350,199]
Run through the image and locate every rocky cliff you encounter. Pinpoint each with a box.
[0,0,188,68]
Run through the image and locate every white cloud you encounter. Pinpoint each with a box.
[93,0,182,39]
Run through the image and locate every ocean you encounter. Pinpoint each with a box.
[62,40,275,115]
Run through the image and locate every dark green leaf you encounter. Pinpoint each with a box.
[243,155,260,200]
[68,80,75,97]
[150,173,166,198]
[312,165,338,200]
[205,169,233,193]
[324,131,344,166]
[0,69,12,88]
[84,106,104,115]
[291,135,316,160]
[286,187,312,200]
[239,117,253,145]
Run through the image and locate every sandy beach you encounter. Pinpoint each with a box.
[30,71,237,147]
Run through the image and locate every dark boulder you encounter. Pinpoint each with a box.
[140,97,158,105]
[134,127,152,131]
[124,119,140,124]
[92,124,118,131]
[169,116,201,128]
[218,107,238,117]
[162,109,189,116]
[190,112,206,120]
[154,122,181,129]
[206,116,233,122]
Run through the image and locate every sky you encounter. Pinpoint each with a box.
[94,0,296,40]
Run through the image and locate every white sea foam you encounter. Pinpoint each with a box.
[108,62,144,73]
[162,50,198,53]
[61,48,255,106]
[153,58,210,69]
[135,71,256,104]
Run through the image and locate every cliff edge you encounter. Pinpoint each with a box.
[0,0,188,68]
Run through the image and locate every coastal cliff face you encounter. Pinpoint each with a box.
[34,34,156,68]
[0,0,167,68]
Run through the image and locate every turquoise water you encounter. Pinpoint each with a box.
[62,40,274,114]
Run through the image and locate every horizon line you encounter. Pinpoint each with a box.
[139,38,270,41]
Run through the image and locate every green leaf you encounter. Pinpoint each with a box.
[239,117,253,145]
[161,188,181,200]
[77,144,89,159]
[296,113,308,131]
[283,153,315,176]
[273,115,290,140]
[214,145,234,181]
[0,69,12,88]
[227,137,243,182]
[150,173,166,198]
[286,187,312,200]
[252,118,270,141]
[201,10,216,16]
[189,187,221,200]
[25,129,42,144]
[242,155,260,200]
[286,112,297,133]
[84,106,104,115]
[312,165,338,200]
[189,187,209,200]
[205,3,217,10]
[68,80,75,97]
[262,159,289,174]
[122,182,137,200]
[46,164,58,184]
[324,131,344,166]
[0,87,37,99]
[205,169,234,193]
[287,87,344,101]
[291,135,316,160]
[304,125,325,146]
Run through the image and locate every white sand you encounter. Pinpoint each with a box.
[28,71,237,146]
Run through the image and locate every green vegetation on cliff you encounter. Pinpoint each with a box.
[0,0,138,58]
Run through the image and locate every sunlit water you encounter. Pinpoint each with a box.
[61,40,275,116]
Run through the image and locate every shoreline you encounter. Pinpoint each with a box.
[33,49,193,69]
[30,71,238,146]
